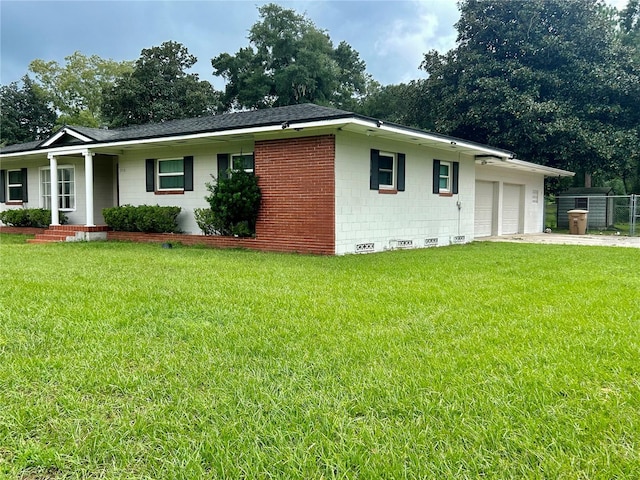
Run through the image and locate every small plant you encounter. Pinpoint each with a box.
[194,207,222,236]
[102,205,181,233]
[0,208,67,228]
[198,169,261,237]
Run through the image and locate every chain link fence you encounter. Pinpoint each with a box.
[545,194,638,236]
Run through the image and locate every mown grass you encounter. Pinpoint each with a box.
[0,233,34,245]
[0,241,639,478]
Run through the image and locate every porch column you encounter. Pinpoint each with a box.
[48,153,59,226]
[83,150,95,226]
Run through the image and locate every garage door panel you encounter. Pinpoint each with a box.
[503,184,522,234]
[475,181,494,237]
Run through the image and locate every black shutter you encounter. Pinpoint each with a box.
[183,156,194,191]
[452,161,459,194]
[217,153,229,180]
[432,160,440,194]
[397,153,406,192]
[145,159,155,192]
[370,149,380,190]
[21,168,28,202]
[0,170,5,203]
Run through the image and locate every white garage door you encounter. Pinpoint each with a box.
[503,184,522,234]
[474,181,494,237]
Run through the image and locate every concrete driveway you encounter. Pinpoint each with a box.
[478,233,640,248]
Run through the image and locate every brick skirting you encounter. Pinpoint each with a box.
[107,231,330,255]
[0,226,46,235]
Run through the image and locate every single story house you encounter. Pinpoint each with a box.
[0,103,573,254]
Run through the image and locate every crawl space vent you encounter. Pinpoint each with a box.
[451,235,466,244]
[355,242,375,253]
[424,238,438,247]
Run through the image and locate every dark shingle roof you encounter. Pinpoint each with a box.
[1,139,43,154]
[1,103,515,158]
[1,104,354,154]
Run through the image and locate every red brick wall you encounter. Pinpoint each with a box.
[0,226,46,235]
[254,135,336,255]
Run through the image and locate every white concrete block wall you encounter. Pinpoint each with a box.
[118,142,253,234]
[334,131,475,255]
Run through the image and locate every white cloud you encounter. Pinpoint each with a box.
[373,0,458,82]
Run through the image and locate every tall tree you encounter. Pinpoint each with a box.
[0,76,57,146]
[103,41,220,127]
[29,52,133,127]
[419,0,640,191]
[212,3,369,111]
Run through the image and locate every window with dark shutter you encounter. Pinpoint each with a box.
[183,156,194,191]
[370,149,405,192]
[397,154,406,192]
[433,160,459,195]
[0,170,5,203]
[217,153,230,180]
[370,149,380,190]
[145,159,155,192]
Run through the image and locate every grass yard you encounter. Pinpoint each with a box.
[1,240,639,478]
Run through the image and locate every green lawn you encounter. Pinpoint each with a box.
[1,240,639,478]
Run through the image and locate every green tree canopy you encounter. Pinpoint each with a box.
[29,52,133,128]
[0,76,57,146]
[418,0,640,191]
[103,41,220,127]
[212,3,370,111]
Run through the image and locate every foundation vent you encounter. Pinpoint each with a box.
[355,242,375,253]
[451,235,466,245]
[397,239,413,249]
[424,238,438,247]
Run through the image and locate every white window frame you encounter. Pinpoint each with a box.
[378,151,396,190]
[231,153,255,174]
[439,161,451,193]
[39,166,76,211]
[7,169,24,202]
[157,158,185,191]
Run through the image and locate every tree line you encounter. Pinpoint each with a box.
[2,1,639,193]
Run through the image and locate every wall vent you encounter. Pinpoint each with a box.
[355,242,375,253]
[397,239,413,248]
[452,235,466,244]
[424,238,438,247]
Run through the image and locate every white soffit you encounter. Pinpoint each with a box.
[475,156,574,177]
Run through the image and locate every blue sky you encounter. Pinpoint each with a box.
[0,0,628,90]
[0,0,460,88]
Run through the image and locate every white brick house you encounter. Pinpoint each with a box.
[0,104,573,254]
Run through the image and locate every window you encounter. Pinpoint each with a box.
[575,197,588,209]
[8,170,24,201]
[432,160,459,195]
[40,166,75,210]
[145,156,193,193]
[0,168,28,203]
[439,162,451,192]
[378,152,395,188]
[369,149,405,192]
[231,153,255,173]
[218,153,255,178]
[158,158,184,190]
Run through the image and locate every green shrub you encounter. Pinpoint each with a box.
[201,169,261,237]
[0,208,66,228]
[102,205,181,233]
[194,208,222,236]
